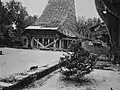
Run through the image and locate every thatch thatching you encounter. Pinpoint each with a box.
[28,0,79,37]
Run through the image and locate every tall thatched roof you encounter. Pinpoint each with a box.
[26,0,79,37]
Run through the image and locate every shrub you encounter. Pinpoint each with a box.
[60,40,97,80]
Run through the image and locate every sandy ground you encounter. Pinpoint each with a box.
[0,48,64,78]
[24,69,120,90]
[1,48,120,90]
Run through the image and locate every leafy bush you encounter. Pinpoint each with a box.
[60,40,97,80]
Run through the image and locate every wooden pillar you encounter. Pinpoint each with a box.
[67,40,69,49]
[119,36,120,48]
[68,40,70,47]
[119,23,120,49]
[59,39,61,49]
[28,35,32,48]
[37,38,39,48]
[62,39,64,49]
[25,38,28,48]
[48,38,50,44]
[65,39,67,49]
[42,38,44,46]
[54,38,56,48]
[56,39,59,48]
[31,38,34,48]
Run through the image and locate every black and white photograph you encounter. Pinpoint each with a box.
[0,0,120,90]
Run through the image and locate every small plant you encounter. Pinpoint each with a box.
[60,40,97,80]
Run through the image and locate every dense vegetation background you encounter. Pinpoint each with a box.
[0,0,110,48]
[0,0,38,47]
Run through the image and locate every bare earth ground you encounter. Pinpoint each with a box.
[22,68,120,90]
[0,48,64,78]
[0,48,120,90]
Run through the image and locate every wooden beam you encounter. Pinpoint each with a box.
[33,37,44,48]
[31,38,60,49]
[44,38,59,48]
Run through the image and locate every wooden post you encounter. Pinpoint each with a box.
[42,38,44,46]
[59,39,61,49]
[119,23,120,49]
[28,35,32,48]
[30,38,34,49]
[54,38,56,48]
[68,40,70,47]
[65,39,67,49]
[62,39,64,49]
[48,38,50,44]
[119,36,120,48]
[26,38,28,48]
[66,40,68,49]
[47,38,50,48]
[37,38,39,48]
[61,40,63,49]
[56,39,59,48]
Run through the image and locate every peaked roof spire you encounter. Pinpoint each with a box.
[31,0,79,37]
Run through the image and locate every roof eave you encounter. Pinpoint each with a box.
[25,26,58,30]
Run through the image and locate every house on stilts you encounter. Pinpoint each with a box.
[23,0,79,51]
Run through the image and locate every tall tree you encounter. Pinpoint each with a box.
[77,17,101,39]
[5,0,28,40]
[0,0,9,40]
[0,1,5,32]
[25,15,38,26]
[5,0,38,40]
[0,0,38,46]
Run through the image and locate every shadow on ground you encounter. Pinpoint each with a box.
[59,75,96,88]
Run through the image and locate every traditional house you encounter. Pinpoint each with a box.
[23,0,79,50]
